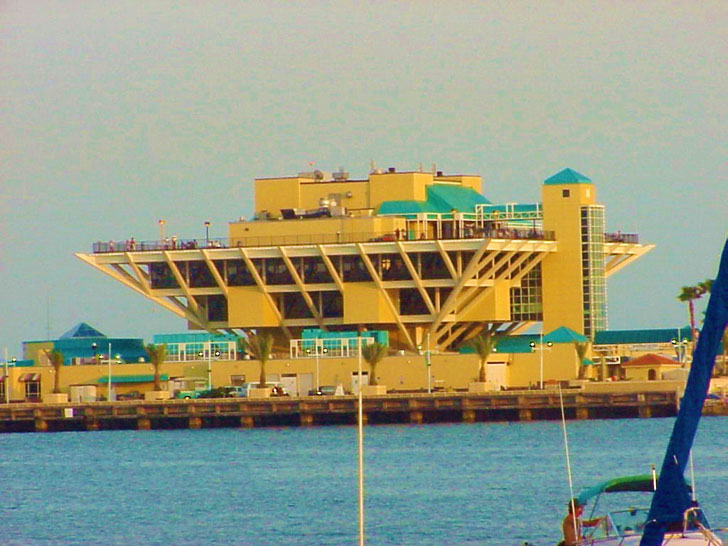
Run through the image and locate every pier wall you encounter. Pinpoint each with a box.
[0,389,680,433]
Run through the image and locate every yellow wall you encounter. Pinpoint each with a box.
[541,182,596,334]
[254,177,302,216]
[228,215,406,245]
[458,282,511,322]
[368,172,430,208]
[343,283,397,324]
[228,286,279,327]
[436,175,482,194]
[299,180,370,211]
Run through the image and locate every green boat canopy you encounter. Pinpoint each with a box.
[576,475,690,505]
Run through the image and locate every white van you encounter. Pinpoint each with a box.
[236,382,289,397]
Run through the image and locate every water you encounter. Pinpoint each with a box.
[1,417,728,545]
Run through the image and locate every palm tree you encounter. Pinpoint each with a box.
[361,342,389,386]
[678,281,712,349]
[144,343,168,391]
[243,333,274,388]
[45,349,64,394]
[467,332,498,383]
[574,341,590,380]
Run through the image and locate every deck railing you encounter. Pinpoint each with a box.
[91,228,556,254]
[604,232,639,244]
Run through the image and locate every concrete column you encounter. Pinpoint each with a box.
[462,409,476,423]
[34,418,48,432]
[576,407,589,420]
[409,411,424,424]
[137,417,151,430]
[519,408,533,421]
[240,416,255,428]
[639,406,652,419]
[189,416,203,429]
[300,413,314,426]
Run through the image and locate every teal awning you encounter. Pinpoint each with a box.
[96,374,169,384]
[577,475,689,505]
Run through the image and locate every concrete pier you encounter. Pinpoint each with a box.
[0,389,681,433]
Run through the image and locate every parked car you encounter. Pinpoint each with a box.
[308,385,338,396]
[235,382,289,397]
[116,391,142,401]
[175,390,202,400]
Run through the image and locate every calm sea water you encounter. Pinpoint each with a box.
[2,416,728,546]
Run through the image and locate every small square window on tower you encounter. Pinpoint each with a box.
[562,189,570,197]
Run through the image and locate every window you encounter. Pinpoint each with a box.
[25,381,40,400]
[562,189,570,198]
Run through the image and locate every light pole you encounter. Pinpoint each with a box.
[356,335,364,546]
[672,330,689,366]
[421,332,432,394]
[158,219,166,241]
[530,333,553,389]
[204,221,211,246]
[4,348,16,405]
[306,341,328,393]
[107,342,113,401]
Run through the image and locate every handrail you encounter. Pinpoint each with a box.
[91,228,557,253]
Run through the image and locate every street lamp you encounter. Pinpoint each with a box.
[158,219,166,241]
[530,333,553,389]
[4,348,16,404]
[306,341,328,392]
[419,332,433,394]
[204,221,211,246]
[672,333,689,366]
[107,342,113,401]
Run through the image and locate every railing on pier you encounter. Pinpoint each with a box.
[91,228,556,254]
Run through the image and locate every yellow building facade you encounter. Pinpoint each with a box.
[77,166,653,387]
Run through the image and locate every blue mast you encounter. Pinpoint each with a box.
[640,239,728,546]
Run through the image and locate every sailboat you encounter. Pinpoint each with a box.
[560,238,728,546]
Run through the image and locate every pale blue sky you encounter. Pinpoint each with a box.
[1,1,726,357]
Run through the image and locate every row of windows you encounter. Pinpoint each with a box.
[147,251,538,290]
[511,264,543,321]
[581,206,607,337]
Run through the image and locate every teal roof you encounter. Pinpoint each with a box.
[96,374,169,384]
[544,168,592,185]
[377,200,437,215]
[594,327,692,345]
[543,326,589,344]
[60,323,106,339]
[426,184,490,212]
[377,183,490,217]
[459,328,588,355]
[153,332,239,344]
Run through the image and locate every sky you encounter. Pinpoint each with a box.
[1,1,726,357]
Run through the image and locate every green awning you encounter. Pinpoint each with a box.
[576,475,690,505]
[96,374,169,384]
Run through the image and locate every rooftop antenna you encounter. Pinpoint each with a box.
[369,159,376,173]
[431,164,437,175]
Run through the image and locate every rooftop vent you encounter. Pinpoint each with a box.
[436,170,443,177]
[333,166,349,181]
[388,167,396,173]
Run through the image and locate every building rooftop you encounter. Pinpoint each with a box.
[594,327,692,345]
[544,168,592,185]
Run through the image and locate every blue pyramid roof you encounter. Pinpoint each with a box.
[60,322,107,339]
[544,168,592,185]
[543,326,588,344]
